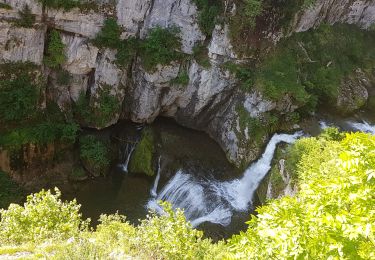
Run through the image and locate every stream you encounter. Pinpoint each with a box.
[60,116,374,239]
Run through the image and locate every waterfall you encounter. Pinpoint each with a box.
[147,132,303,227]
[319,120,329,129]
[119,142,136,172]
[150,156,161,197]
[347,120,375,135]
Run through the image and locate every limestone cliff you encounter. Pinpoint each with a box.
[0,0,374,167]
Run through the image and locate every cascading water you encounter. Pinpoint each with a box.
[150,156,161,198]
[347,120,375,135]
[119,142,136,172]
[319,120,329,129]
[147,132,303,227]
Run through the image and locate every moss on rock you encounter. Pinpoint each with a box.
[129,128,155,176]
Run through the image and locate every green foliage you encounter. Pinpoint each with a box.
[171,69,190,86]
[79,135,110,175]
[140,26,182,71]
[230,132,375,259]
[0,188,88,245]
[14,5,35,28]
[192,0,222,37]
[49,202,222,259]
[92,18,122,49]
[0,3,12,9]
[236,105,278,145]
[0,132,374,258]
[73,86,121,128]
[0,62,39,81]
[37,0,79,10]
[44,30,66,69]
[223,61,254,91]
[256,43,310,104]
[0,75,39,123]
[116,37,138,67]
[233,24,375,113]
[243,0,263,28]
[0,122,79,150]
[0,172,23,210]
[129,128,155,176]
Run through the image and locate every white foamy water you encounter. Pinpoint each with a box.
[119,143,136,172]
[347,120,375,135]
[150,156,161,198]
[147,132,303,227]
[319,120,330,129]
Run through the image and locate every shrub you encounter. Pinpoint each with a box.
[44,30,66,69]
[116,37,138,67]
[0,188,88,245]
[0,122,79,150]
[92,18,122,49]
[14,5,35,28]
[0,172,23,210]
[243,0,263,28]
[73,86,121,128]
[129,128,155,176]
[230,132,375,259]
[0,75,39,123]
[0,132,374,259]
[192,0,222,37]
[79,135,110,175]
[140,26,182,71]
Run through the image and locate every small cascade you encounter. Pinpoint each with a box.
[119,142,136,172]
[147,132,303,227]
[347,120,375,135]
[150,156,161,197]
[319,120,330,129]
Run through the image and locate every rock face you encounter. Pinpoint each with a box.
[0,0,374,167]
[293,0,375,32]
[336,69,373,114]
[0,21,45,64]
